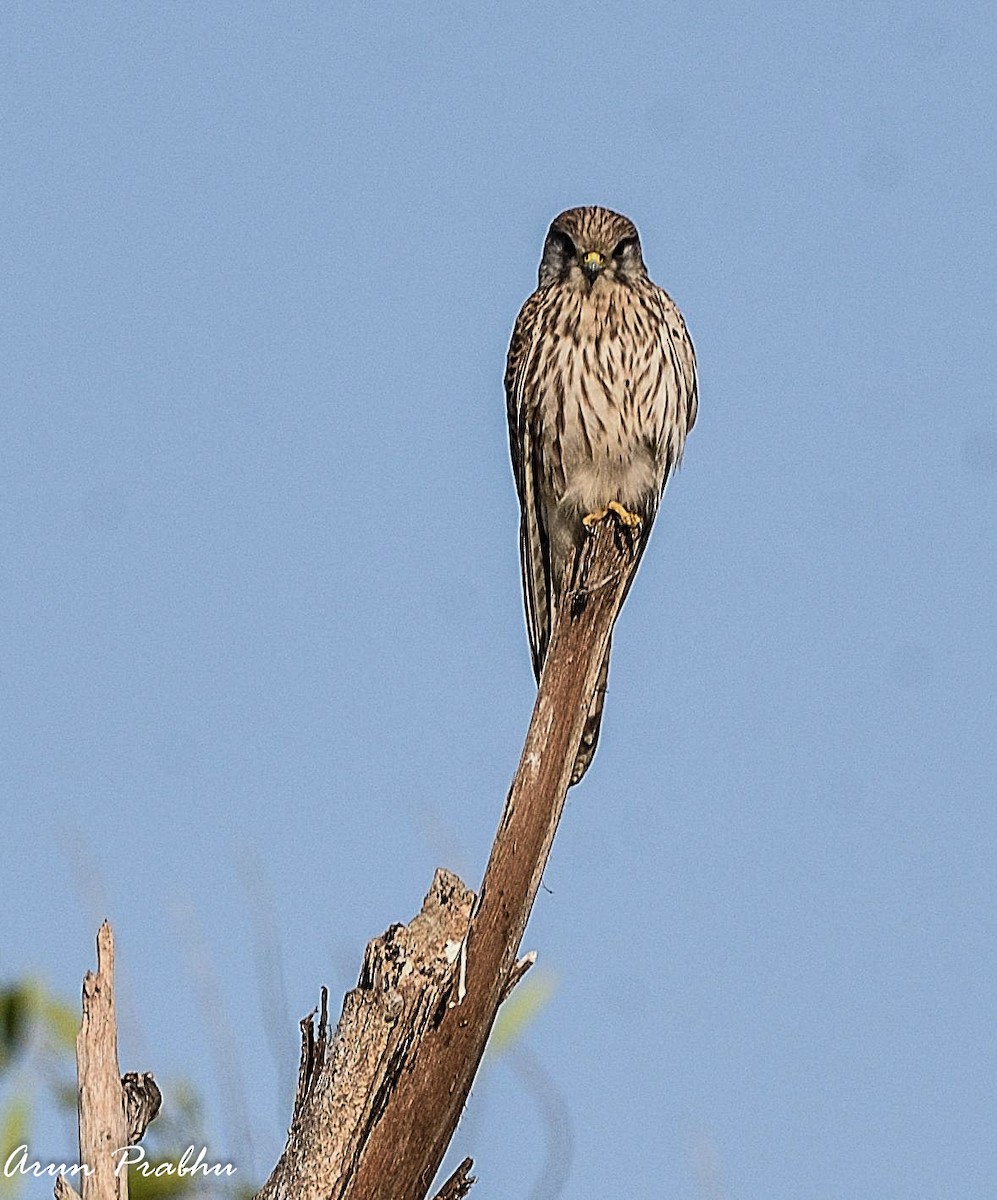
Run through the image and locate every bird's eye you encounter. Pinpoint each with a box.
[613,237,637,260]
[549,230,577,260]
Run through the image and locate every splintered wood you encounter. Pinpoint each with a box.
[258,517,637,1200]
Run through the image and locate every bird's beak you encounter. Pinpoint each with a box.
[581,250,606,281]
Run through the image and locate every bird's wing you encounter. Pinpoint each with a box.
[608,291,698,620]
[570,294,698,787]
[505,290,552,681]
[658,288,699,460]
[670,302,699,439]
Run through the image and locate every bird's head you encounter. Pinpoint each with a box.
[538,206,646,290]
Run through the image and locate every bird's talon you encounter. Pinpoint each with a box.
[607,501,642,528]
[583,502,642,533]
[582,507,608,532]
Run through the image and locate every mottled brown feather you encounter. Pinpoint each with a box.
[505,207,697,783]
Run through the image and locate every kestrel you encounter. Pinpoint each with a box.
[505,206,698,783]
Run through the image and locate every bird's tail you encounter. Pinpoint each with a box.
[570,640,611,786]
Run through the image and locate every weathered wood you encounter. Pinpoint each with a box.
[257,516,638,1199]
[256,870,476,1200]
[54,1175,82,1200]
[431,1157,475,1200]
[76,922,129,1200]
[348,518,637,1199]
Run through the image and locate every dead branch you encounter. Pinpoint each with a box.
[257,869,475,1200]
[75,922,129,1200]
[75,921,128,1200]
[62,518,636,1199]
[431,1158,475,1200]
[54,1177,82,1200]
[258,516,639,1199]
[65,923,161,1200]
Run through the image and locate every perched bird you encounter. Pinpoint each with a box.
[505,206,698,783]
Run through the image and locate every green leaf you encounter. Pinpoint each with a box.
[0,1095,32,1197]
[0,985,35,1073]
[38,994,79,1052]
[52,1082,79,1113]
[125,1159,195,1198]
[0,979,77,1071]
[487,970,556,1057]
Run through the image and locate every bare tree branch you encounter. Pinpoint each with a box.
[258,516,639,1199]
[76,922,129,1200]
[431,1158,475,1200]
[54,1175,82,1200]
[64,924,161,1200]
[62,519,636,1200]
[257,870,475,1200]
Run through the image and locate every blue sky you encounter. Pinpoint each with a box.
[2,2,995,1197]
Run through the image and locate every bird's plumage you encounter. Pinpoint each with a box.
[505,206,697,783]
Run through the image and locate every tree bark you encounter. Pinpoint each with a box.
[76,922,129,1200]
[259,515,640,1199]
[61,924,162,1200]
[65,518,638,1200]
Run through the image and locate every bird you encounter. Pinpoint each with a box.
[505,206,698,784]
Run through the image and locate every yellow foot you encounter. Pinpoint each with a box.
[607,500,642,528]
[582,501,643,532]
